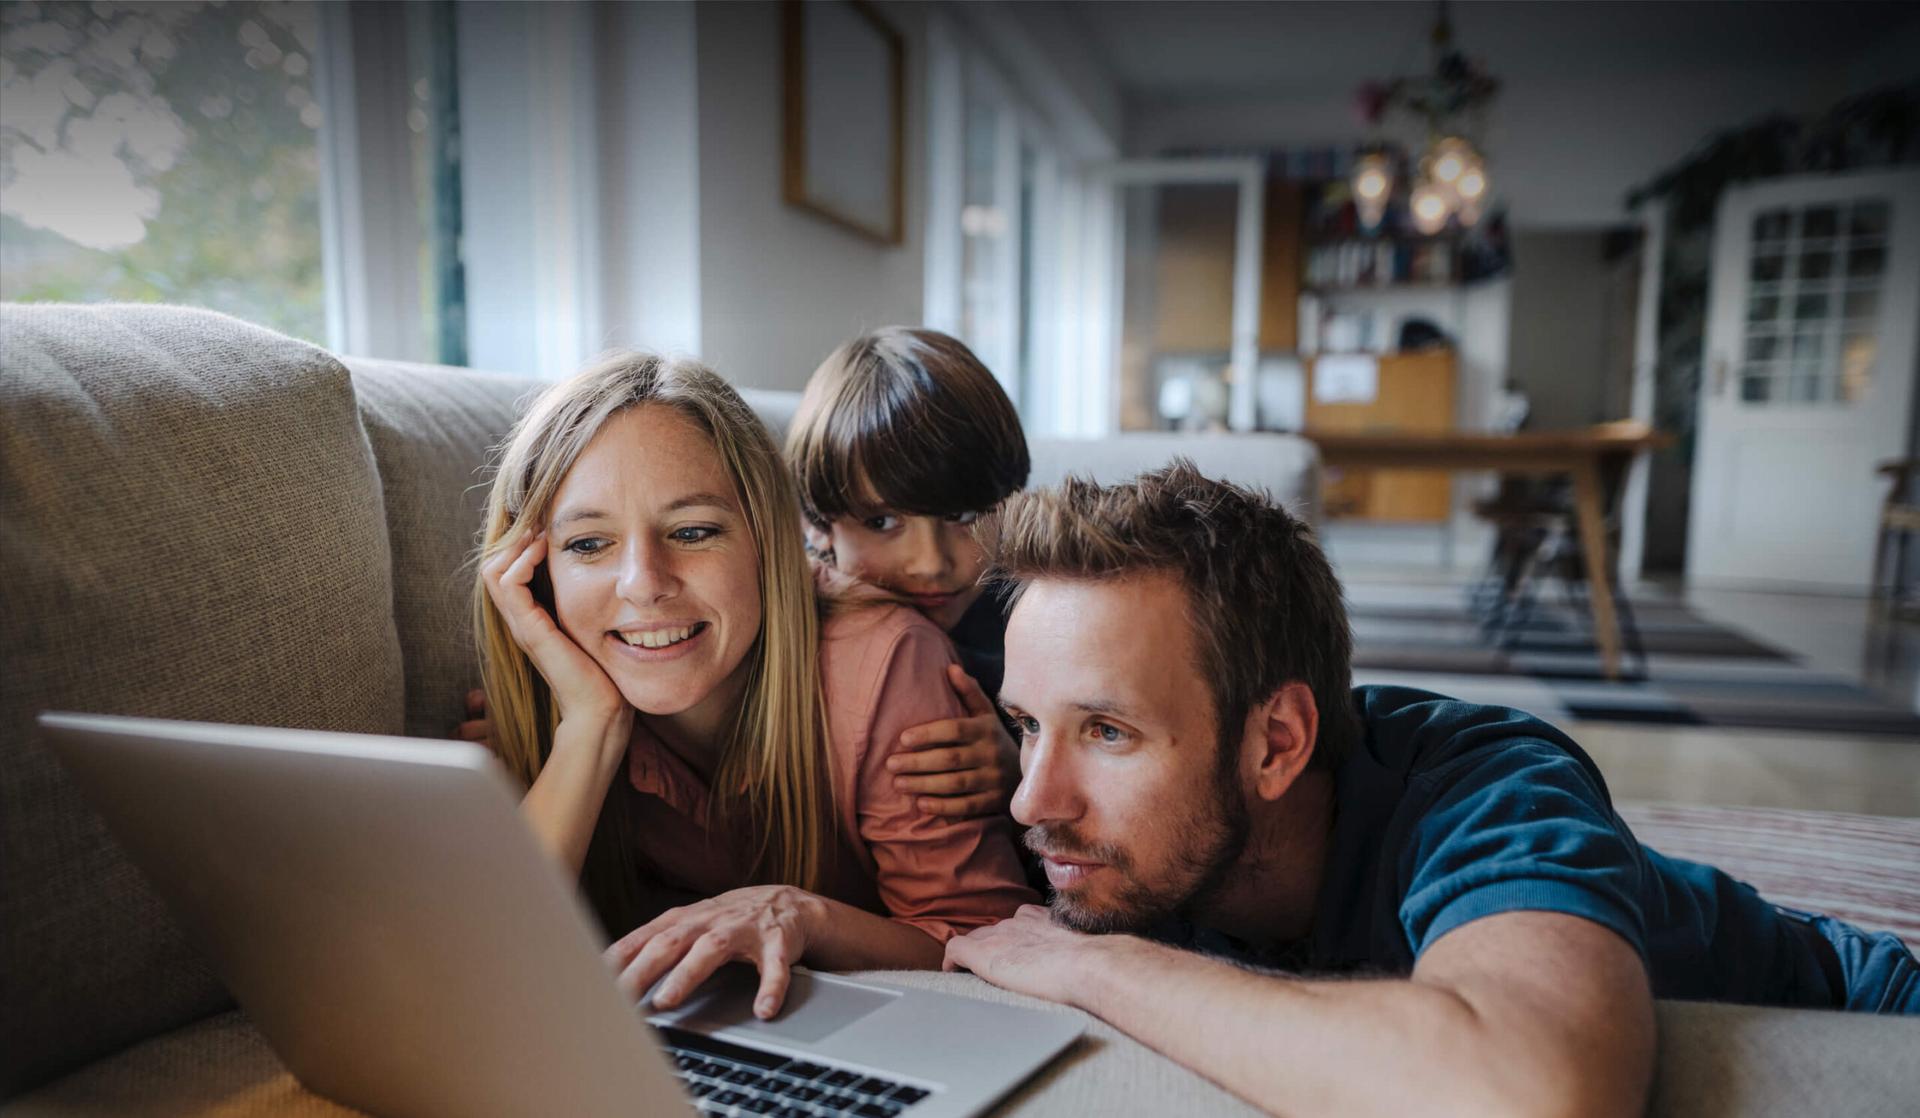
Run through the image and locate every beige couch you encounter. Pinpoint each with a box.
[1,304,1913,1116]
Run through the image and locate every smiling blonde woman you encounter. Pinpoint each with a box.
[473,353,1033,1017]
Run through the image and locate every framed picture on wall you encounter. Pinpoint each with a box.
[783,0,904,246]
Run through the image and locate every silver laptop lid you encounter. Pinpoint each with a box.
[39,712,685,1118]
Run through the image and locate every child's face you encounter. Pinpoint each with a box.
[826,506,989,632]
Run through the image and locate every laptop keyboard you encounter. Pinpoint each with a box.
[659,1026,933,1117]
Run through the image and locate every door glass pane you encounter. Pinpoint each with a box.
[1847,245,1885,279]
[1839,331,1876,402]
[1842,287,1878,323]
[1849,201,1889,238]
[1802,206,1839,239]
[1738,195,1896,411]
[1753,208,1793,244]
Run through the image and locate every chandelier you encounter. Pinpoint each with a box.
[1351,0,1500,235]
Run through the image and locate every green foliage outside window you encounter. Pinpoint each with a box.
[1,0,324,343]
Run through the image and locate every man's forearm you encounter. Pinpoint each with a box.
[1070,937,1608,1118]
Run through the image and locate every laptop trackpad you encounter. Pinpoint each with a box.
[649,964,896,1044]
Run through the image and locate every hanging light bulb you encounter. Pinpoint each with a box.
[1350,150,1393,231]
[1411,180,1449,235]
[1429,136,1473,187]
[1456,165,1487,203]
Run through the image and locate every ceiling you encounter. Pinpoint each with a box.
[1050,0,1920,105]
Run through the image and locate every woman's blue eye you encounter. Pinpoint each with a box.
[671,526,719,544]
[1017,716,1040,737]
[563,537,609,556]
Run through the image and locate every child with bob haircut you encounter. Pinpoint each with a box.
[786,328,1029,821]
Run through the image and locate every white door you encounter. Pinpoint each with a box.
[1094,159,1265,433]
[1687,169,1920,590]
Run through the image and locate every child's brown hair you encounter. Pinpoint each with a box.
[787,328,1029,528]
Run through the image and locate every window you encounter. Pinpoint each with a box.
[1,0,466,362]
[927,18,1113,436]
[2,1,327,341]
[1739,199,1888,404]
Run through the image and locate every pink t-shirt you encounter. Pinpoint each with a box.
[624,603,1036,942]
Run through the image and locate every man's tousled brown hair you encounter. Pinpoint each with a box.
[787,327,1029,527]
[981,459,1359,769]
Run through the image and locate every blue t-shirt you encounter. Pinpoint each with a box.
[1174,686,1833,1006]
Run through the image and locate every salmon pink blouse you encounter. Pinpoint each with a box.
[623,603,1035,942]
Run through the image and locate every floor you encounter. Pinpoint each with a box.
[1333,558,1920,819]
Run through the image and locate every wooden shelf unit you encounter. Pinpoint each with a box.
[1305,348,1458,522]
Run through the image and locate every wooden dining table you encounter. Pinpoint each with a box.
[1307,422,1673,681]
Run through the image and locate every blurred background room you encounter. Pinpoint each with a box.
[5,0,1919,814]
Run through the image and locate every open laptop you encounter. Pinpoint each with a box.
[38,712,1082,1118]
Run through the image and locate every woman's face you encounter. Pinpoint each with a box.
[546,404,763,722]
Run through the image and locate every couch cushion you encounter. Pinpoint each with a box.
[0,305,405,1097]
[343,358,541,739]
[1029,433,1323,523]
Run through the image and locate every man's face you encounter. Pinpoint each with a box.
[998,573,1250,934]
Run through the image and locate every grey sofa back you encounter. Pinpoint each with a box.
[0,306,423,1094]
[343,358,542,739]
[0,310,544,1097]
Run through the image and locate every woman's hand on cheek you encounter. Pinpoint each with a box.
[481,529,625,723]
[890,664,1020,820]
[604,885,827,1019]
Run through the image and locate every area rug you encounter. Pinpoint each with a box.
[1618,802,1920,944]
[1348,587,1920,738]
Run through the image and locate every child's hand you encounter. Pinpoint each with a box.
[889,664,1019,819]
[455,689,494,750]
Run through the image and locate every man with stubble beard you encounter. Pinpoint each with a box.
[943,461,1918,1118]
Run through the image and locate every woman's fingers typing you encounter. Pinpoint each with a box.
[604,888,816,1019]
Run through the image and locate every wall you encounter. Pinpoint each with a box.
[1505,231,1621,429]
[1130,66,1862,229]
[695,0,929,391]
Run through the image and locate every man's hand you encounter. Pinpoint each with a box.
[890,664,1020,819]
[944,904,1124,1006]
[604,885,827,1020]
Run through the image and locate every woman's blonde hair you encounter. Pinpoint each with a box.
[473,353,834,931]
